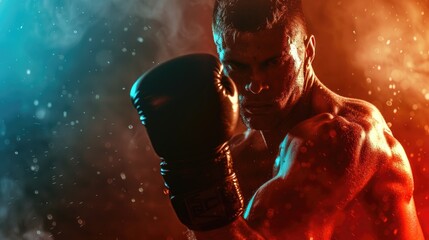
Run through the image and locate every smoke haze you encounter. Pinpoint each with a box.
[0,0,428,239]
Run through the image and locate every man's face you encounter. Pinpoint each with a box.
[215,26,306,130]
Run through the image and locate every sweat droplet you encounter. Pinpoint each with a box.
[120,173,126,180]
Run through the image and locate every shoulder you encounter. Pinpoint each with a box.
[335,97,414,200]
[339,97,389,132]
[282,97,401,192]
[339,98,404,167]
[309,96,393,158]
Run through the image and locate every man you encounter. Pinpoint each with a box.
[206,0,424,239]
[131,0,424,239]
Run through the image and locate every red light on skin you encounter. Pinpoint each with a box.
[419,206,429,237]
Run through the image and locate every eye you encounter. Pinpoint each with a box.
[262,56,282,68]
[224,60,248,72]
[221,61,249,86]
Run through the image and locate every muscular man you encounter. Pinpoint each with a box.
[130,0,424,239]
[208,0,424,239]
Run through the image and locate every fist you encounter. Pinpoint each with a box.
[130,53,239,160]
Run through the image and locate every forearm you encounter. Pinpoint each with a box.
[193,217,265,240]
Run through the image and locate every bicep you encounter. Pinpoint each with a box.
[365,196,424,240]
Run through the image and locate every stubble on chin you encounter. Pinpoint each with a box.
[242,112,282,131]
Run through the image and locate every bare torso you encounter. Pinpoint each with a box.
[228,82,423,239]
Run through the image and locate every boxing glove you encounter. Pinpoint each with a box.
[130,53,244,231]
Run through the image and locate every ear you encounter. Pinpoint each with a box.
[304,35,316,66]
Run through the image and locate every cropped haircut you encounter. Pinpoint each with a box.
[212,0,308,45]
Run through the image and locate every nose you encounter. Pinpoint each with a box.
[245,70,269,94]
[245,82,269,94]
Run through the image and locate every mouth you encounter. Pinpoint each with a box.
[242,103,275,115]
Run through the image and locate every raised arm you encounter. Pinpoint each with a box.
[241,113,379,239]
[197,112,376,239]
[130,54,266,238]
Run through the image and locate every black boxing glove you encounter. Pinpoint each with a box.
[130,53,244,231]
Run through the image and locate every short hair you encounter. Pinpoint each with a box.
[212,0,308,43]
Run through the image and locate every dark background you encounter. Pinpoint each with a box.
[0,0,428,239]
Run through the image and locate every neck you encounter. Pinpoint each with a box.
[260,66,319,152]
